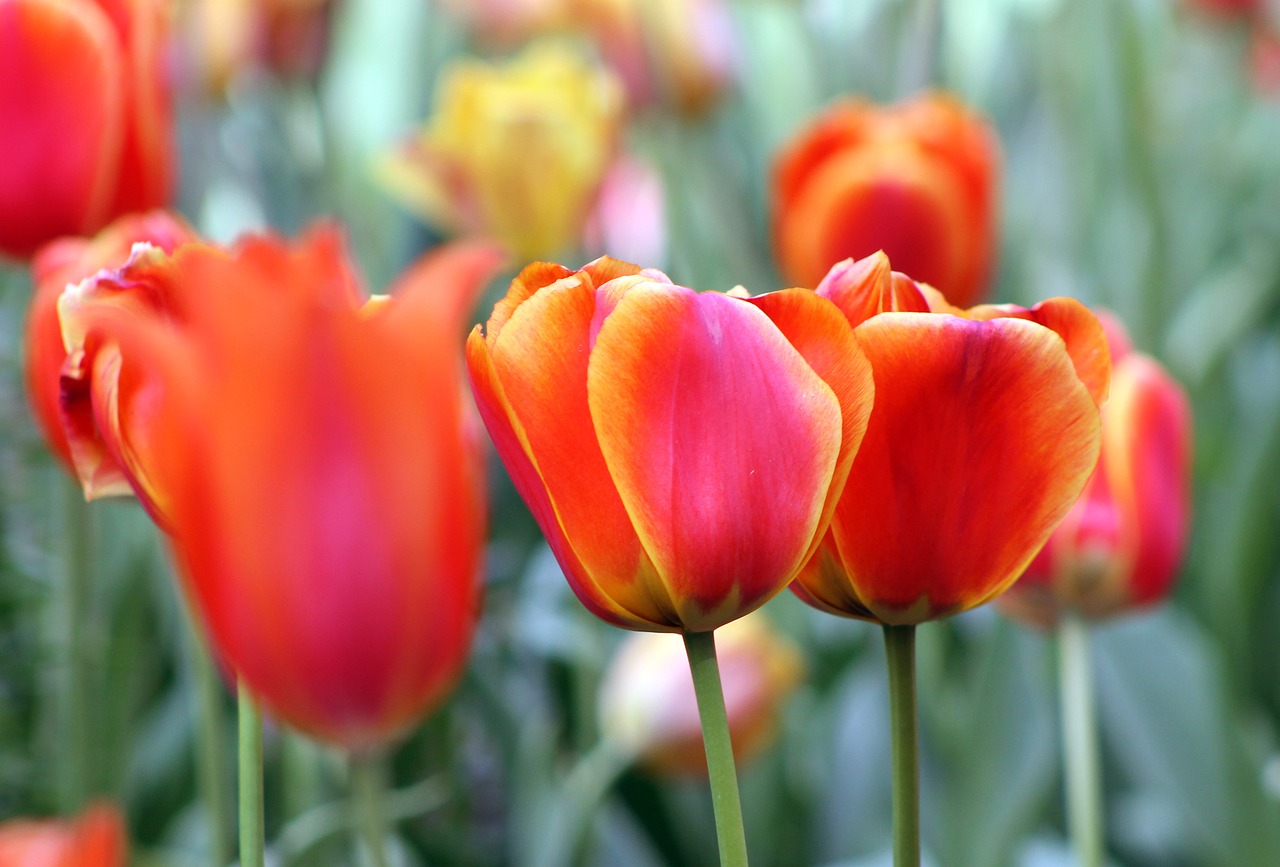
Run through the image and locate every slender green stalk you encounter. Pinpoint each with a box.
[59,480,93,812]
[1058,614,1104,867]
[238,683,266,867]
[350,753,390,867]
[904,0,943,93]
[532,739,632,867]
[191,632,232,867]
[883,624,920,867]
[683,630,749,867]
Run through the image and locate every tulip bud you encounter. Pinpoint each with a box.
[773,93,998,309]
[0,802,127,867]
[599,614,804,776]
[999,313,1192,628]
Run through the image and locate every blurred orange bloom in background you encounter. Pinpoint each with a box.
[179,0,336,94]
[0,0,173,260]
[60,227,500,749]
[773,93,998,309]
[0,803,126,867]
[793,252,1109,625]
[467,258,874,632]
[377,42,623,261]
[1000,312,1192,627]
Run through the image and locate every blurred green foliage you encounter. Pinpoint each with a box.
[3,0,1280,864]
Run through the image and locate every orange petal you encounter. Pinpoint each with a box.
[588,285,844,631]
[814,252,929,327]
[814,313,1101,624]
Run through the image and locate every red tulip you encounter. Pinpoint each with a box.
[793,253,1109,624]
[773,93,998,309]
[0,0,173,260]
[999,313,1192,627]
[24,211,196,489]
[66,227,501,748]
[0,803,126,867]
[467,258,875,632]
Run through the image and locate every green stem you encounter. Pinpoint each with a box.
[59,479,93,812]
[903,0,943,93]
[532,739,632,867]
[350,753,390,867]
[683,630,749,867]
[191,631,232,867]
[1058,614,1104,867]
[238,683,265,867]
[883,624,920,867]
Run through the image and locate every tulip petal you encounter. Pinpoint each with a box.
[481,277,678,629]
[814,252,929,327]
[589,286,843,631]
[823,313,1101,623]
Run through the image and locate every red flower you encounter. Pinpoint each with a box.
[773,93,998,308]
[999,313,1192,627]
[65,227,500,748]
[0,0,173,260]
[468,258,875,632]
[0,803,126,867]
[793,253,1109,624]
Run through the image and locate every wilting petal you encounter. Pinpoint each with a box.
[588,284,843,630]
[817,313,1101,624]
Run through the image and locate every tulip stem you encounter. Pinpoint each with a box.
[683,629,749,867]
[238,683,266,867]
[350,752,391,867]
[883,623,920,867]
[191,628,232,867]
[1058,614,1105,867]
[59,479,93,812]
[532,739,632,867]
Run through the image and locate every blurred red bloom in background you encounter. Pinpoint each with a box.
[999,313,1192,627]
[0,803,126,867]
[0,0,173,260]
[773,93,998,309]
[467,258,874,632]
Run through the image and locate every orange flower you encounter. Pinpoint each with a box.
[0,0,173,260]
[65,227,500,748]
[773,93,998,308]
[467,258,875,632]
[793,253,1108,624]
[999,313,1192,627]
[599,613,804,775]
[0,803,126,867]
[24,210,196,489]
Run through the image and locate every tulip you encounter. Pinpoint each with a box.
[793,252,1108,625]
[0,803,126,867]
[599,613,804,776]
[0,0,173,260]
[998,313,1191,628]
[377,43,623,261]
[63,227,500,750]
[467,257,875,634]
[179,0,336,95]
[772,93,998,309]
[24,211,196,488]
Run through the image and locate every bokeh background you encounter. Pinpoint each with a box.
[2,0,1280,864]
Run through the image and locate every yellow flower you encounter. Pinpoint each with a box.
[378,42,623,261]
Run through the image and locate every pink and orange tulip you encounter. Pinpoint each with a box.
[0,0,173,260]
[773,94,998,309]
[60,228,500,749]
[467,258,875,633]
[24,210,196,489]
[794,252,1109,624]
[999,314,1192,627]
[0,803,126,867]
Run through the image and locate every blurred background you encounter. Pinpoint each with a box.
[2,0,1280,864]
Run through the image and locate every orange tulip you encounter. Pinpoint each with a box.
[773,93,998,308]
[999,313,1192,627]
[599,613,804,775]
[24,210,196,489]
[0,0,173,260]
[467,258,875,633]
[0,803,126,867]
[63,227,500,748]
[793,253,1109,625]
